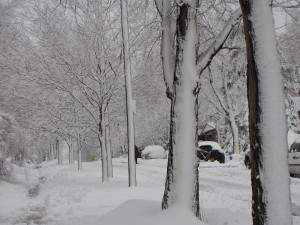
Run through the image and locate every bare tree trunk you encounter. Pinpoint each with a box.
[229,115,239,154]
[77,135,82,171]
[49,143,53,160]
[116,122,126,153]
[100,135,108,182]
[52,143,55,160]
[68,141,74,164]
[106,125,113,178]
[69,142,74,164]
[239,0,292,224]
[54,142,58,159]
[57,139,62,165]
[162,2,200,218]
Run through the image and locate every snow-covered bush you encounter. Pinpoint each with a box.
[0,155,13,181]
[0,113,24,180]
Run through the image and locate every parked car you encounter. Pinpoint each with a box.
[197,141,225,164]
[141,145,167,160]
[244,149,251,169]
[135,145,144,158]
[288,137,300,177]
[244,133,300,177]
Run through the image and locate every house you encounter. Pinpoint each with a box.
[198,122,218,142]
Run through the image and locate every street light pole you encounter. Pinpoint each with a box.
[120,0,136,187]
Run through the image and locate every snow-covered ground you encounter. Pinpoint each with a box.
[0,156,300,225]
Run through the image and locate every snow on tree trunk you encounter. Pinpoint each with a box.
[156,0,176,98]
[100,118,108,182]
[106,142,113,178]
[239,0,292,224]
[162,2,200,218]
[77,149,82,171]
[120,0,136,187]
[99,110,109,182]
[229,115,239,154]
[100,135,108,182]
[209,69,241,154]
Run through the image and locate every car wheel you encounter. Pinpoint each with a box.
[209,157,215,162]
[245,157,251,169]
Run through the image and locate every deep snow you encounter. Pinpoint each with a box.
[0,156,300,225]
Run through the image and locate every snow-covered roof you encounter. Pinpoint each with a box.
[199,122,216,134]
[207,122,215,128]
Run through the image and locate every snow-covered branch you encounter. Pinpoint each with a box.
[153,0,163,16]
[208,67,230,114]
[197,8,242,75]
[154,0,176,98]
[201,91,224,114]
[273,0,300,8]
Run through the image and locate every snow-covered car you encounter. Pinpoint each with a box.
[288,138,300,177]
[135,146,143,158]
[141,145,167,160]
[197,141,225,164]
[244,131,300,177]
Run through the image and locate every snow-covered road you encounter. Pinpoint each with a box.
[0,157,299,225]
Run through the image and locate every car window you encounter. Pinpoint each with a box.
[199,145,212,152]
[290,142,300,153]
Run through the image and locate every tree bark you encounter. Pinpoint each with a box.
[162,2,200,218]
[69,142,74,164]
[239,0,292,224]
[106,125,113,178]
[77,149,82,170]
[57,139,62,165]
[54,142,58,159]
[49,143,53,160]
[77,135,82,171]
[100,137,108,182]
[68,141,74,164]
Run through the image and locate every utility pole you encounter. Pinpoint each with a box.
[120,0,136,187]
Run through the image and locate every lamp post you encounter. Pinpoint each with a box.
[120,0,136,187]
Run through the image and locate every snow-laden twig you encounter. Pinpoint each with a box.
[197,8,242,75]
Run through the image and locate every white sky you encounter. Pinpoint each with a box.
[273,8,287,33]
